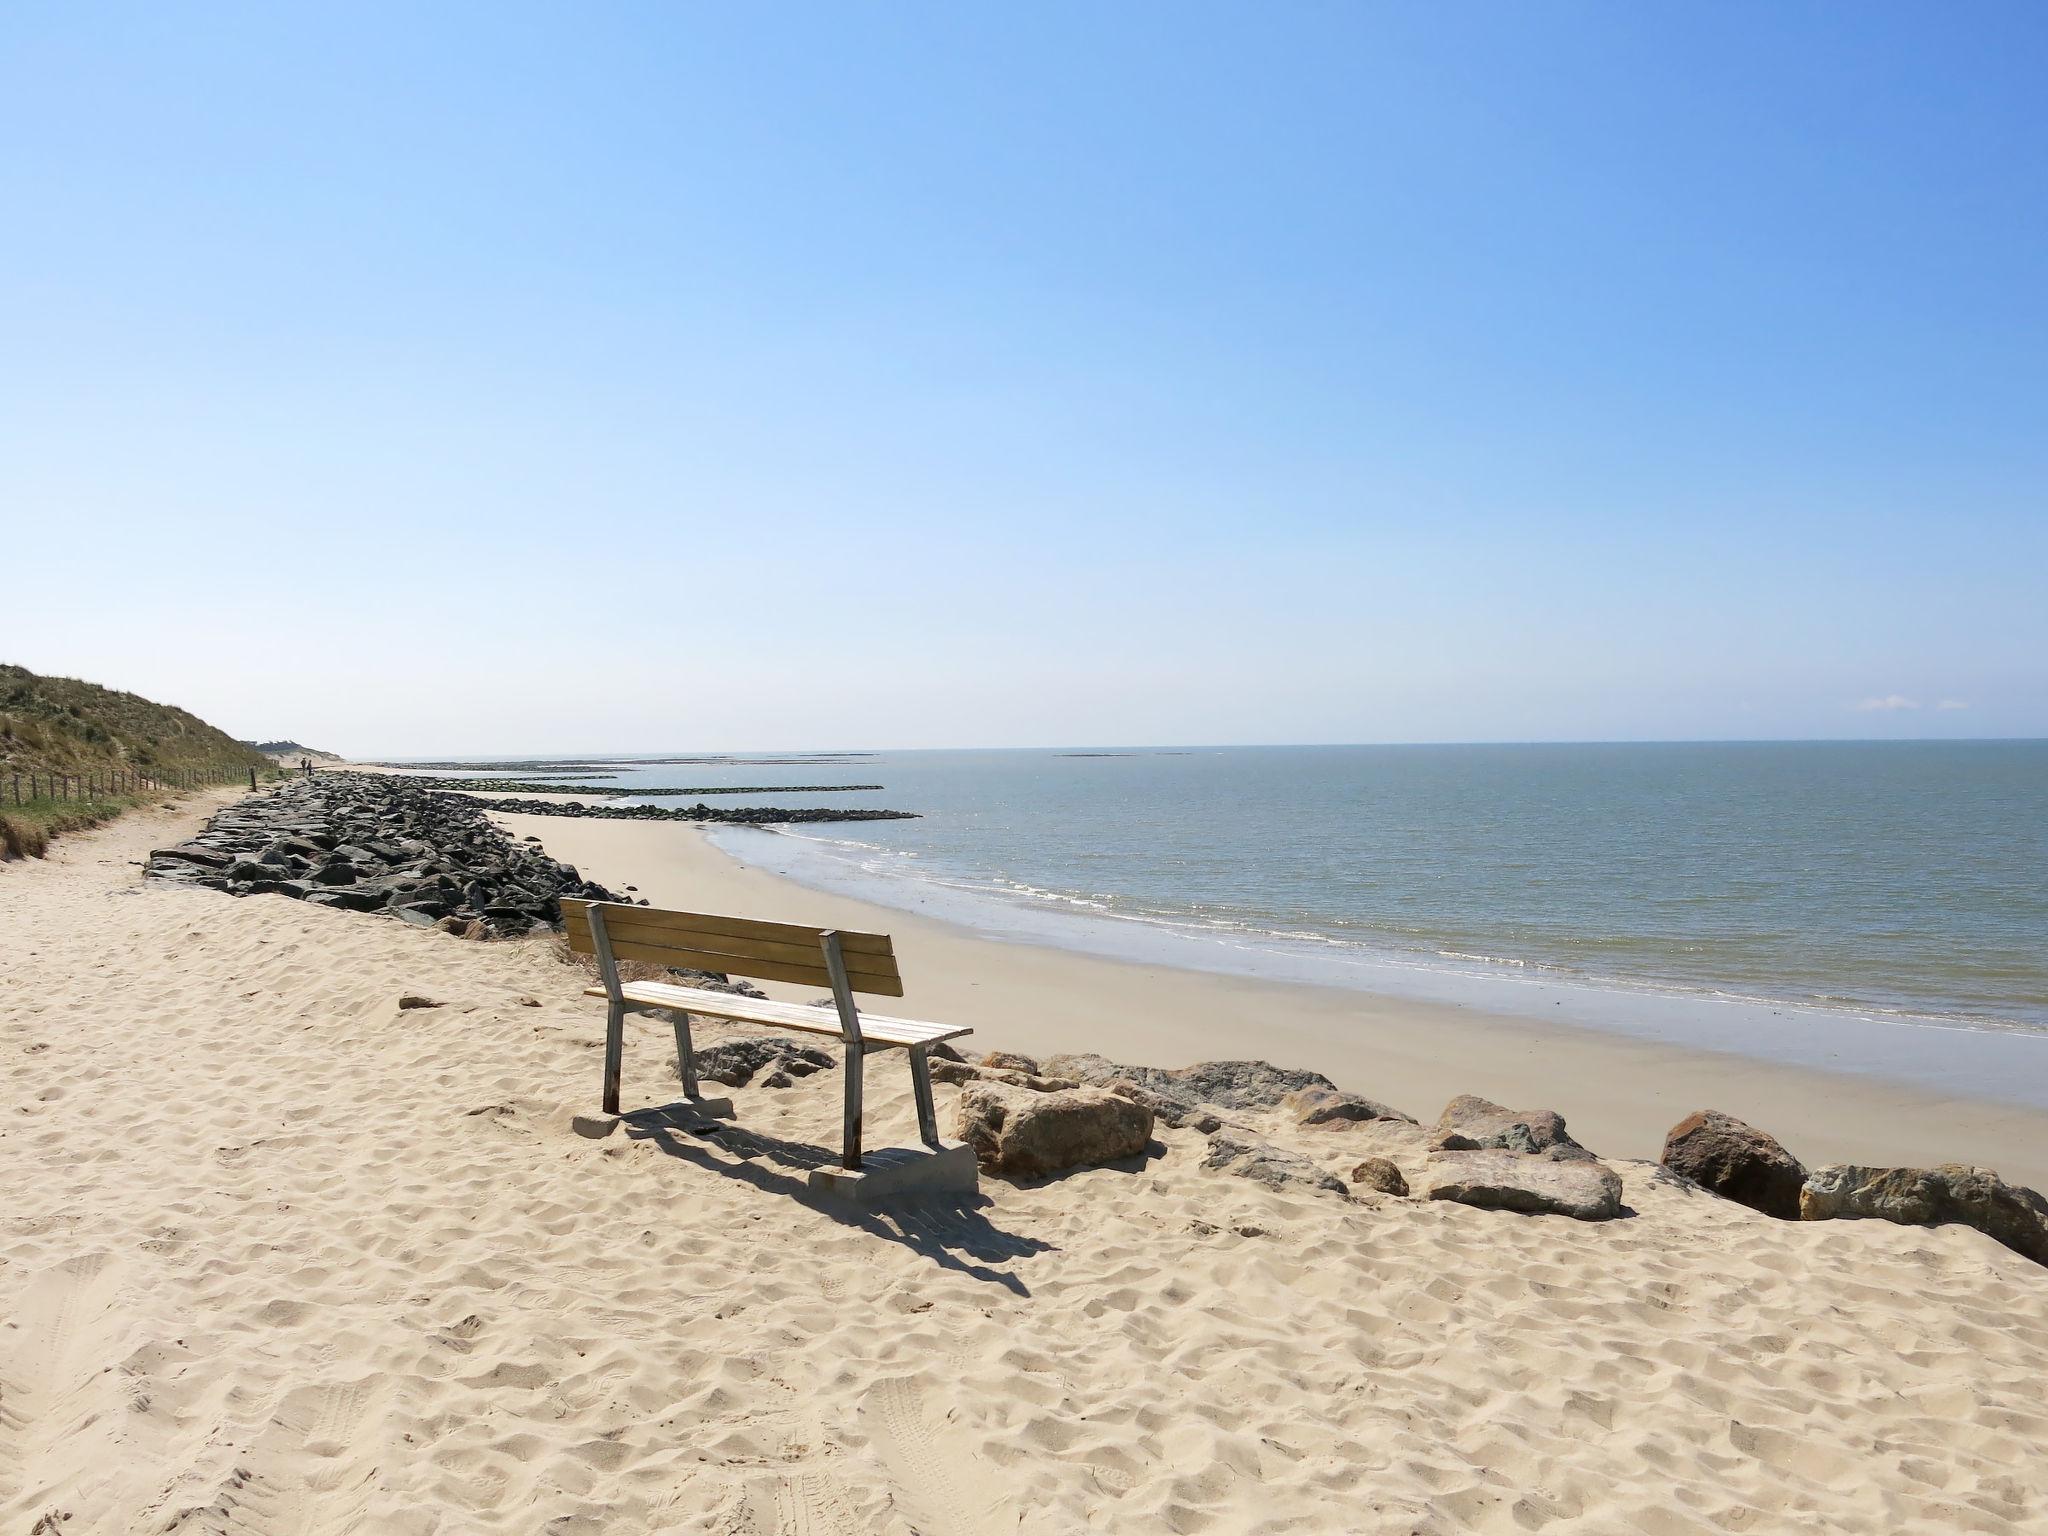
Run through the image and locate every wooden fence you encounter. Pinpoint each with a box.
[5,764,264,805]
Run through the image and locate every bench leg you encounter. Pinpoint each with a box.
[671,1011,701,1100]
[909,1045,940,1149]
[842,1038,864,1171]
[602,1000,625,1115]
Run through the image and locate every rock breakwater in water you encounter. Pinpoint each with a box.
[144,775,623,936]
[474,797,917,824]
[383,776,888,797]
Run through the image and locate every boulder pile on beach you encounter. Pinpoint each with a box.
[144,774,623,936]
[937,1047,2048,1265]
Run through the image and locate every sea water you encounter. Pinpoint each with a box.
[427,742,2048,1105]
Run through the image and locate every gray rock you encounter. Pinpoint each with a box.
[1104,1078,1221,1133]
[1423,1150,1623,1220]
[930,1059,1077,1093]
[667,968,769,999]
[693,1037,836,1088]
[1201,1135,1350,1197]
[302,887,386,912]
[1284,1086,1416,1128]
[1350,1156,1410,1197]
[1039,1051,1127,1087]
[151,843,234,869]
[1042,1053,1337,1112]
[1800,1164,2048,1267]
[1662,1110,1805,1220]
[1430,1094,1595,1162]
[954,1083,1153,1179]
[980,1050,1041,1074]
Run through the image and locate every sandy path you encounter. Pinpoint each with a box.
[2,798,2045,1534]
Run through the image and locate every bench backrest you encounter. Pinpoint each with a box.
[560,898,904,997]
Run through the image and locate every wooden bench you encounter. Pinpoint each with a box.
[561,899,973,1171]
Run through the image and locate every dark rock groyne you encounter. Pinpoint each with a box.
[388,777,886,797]
[145,775,623,936]
[477,798,917,824]
[367,754,875,771]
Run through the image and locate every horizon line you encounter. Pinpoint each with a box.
[353,734,2048,761]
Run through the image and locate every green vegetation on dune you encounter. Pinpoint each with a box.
[0,662,280,858]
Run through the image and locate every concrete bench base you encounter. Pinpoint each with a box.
[808,1141,979,1204]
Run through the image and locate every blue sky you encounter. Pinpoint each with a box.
[3,3,2043,752]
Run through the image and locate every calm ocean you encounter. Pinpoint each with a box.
[443,742,2048,1101]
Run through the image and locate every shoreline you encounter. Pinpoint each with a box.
[489,807,2048,1191]
[705,821,2048,1112]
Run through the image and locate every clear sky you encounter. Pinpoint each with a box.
[4,3,2043,754]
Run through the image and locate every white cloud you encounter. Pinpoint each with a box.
[1854,694,1920,712]
[1936,698,1970,710]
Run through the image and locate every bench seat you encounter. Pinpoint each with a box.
[581,981,973,1050]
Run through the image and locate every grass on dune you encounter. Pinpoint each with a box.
[0,661,283,859]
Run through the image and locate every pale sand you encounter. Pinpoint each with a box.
[489,808,2048,1191]
[0,797,2043,1535]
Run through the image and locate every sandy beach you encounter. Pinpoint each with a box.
[3,790,2044,1535]
[487,805,2048,1191]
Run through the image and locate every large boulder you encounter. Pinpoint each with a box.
[1800,1164,2048,1267]
[1349,1156,1410,1197]
[1430,1094,1595,1162]
[151,843,234,869]
[1423,1150,1623,1220]
[688,1037,835,1088]
[1284,1086,1416,1128]
[1043,1053,1336,1112]
[1661,1110,1805,1220]
[954,1083,1153,1179]
[1201,1135,1350,1197]
[1104,1079,1221,1134]
[302,887,388,913]
[929,1059,1079,1093]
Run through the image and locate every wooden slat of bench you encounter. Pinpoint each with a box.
[585,981,973,1048]
[560,899,894,958]
[568,913,891,973]
[562,910,903,995]
[577,936,904,995]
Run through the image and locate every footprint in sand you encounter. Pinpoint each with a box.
[737,1467,862,1536]
[210,1378,389,1536]
[857,1375,1008,1536]
[0,1253,131,1518]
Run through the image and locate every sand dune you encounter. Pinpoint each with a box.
[3,796,2046,1533]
